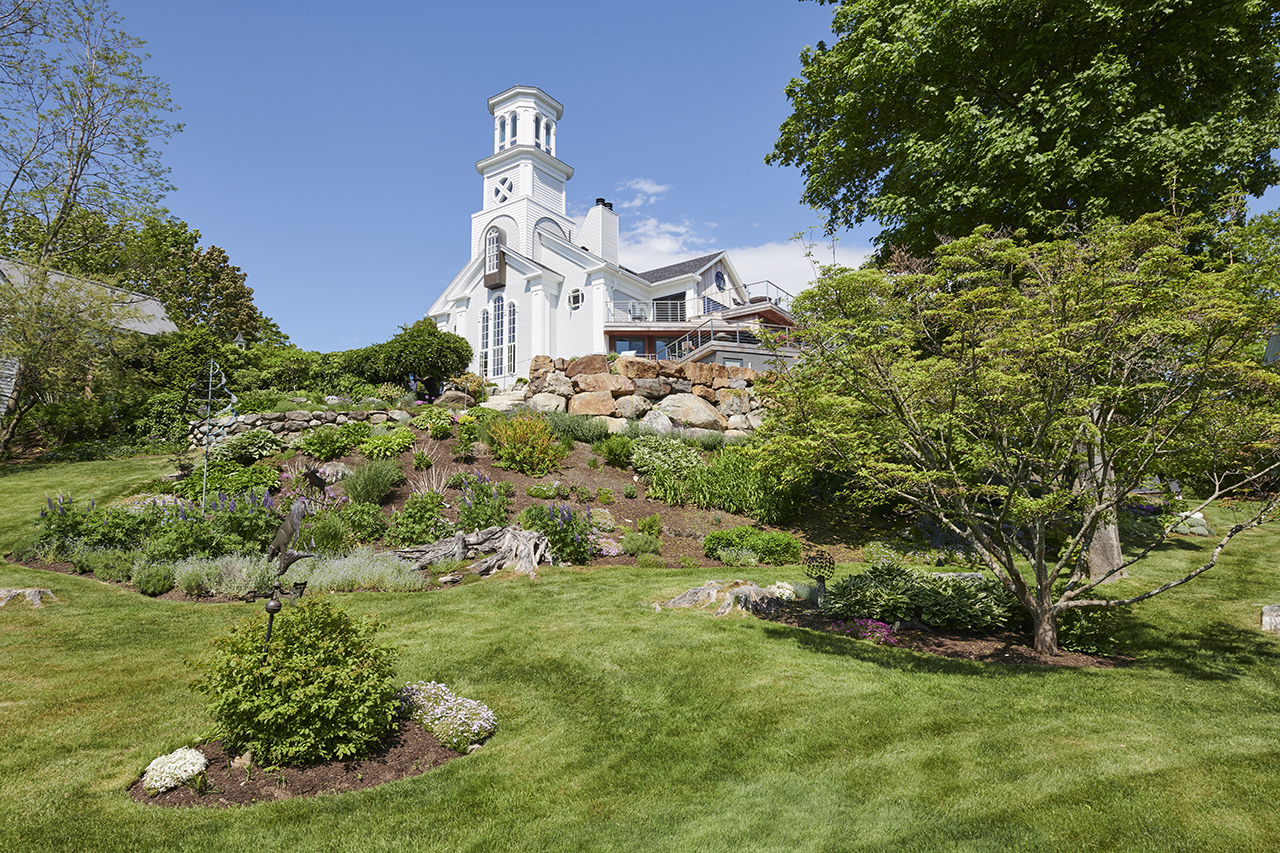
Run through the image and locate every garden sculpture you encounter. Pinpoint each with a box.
[262,499,315,663]
[803,549,836,607]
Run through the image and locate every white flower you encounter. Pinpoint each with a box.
[765,581,796,601]
[142,746,207,795]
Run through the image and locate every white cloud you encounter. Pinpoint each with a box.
[615,177,671,209]
[617,215,871,290]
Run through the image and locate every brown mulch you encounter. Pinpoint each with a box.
[128,720,460,807]
[759,599,1130,668]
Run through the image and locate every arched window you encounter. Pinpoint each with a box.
[544,120,553,154]
[492,296,505,376]
[485,226,501,274]
[507,301,517,375]
[715,271,726,291]
[510,111,518,143]
[498,117,506,150]
[534,115,542,149]
[568,288,583,310]
[478,309,490,377]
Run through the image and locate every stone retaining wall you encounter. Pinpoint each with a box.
[189,407,413,448]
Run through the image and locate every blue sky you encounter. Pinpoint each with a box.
[110,1,1280,354]
[110,0,863,353]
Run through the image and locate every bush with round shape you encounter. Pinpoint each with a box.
[702,526,801,565]
[386,492,453,547]
[359,427,415,460]
[486,412,567,476]
[207,429,285,465]
[133,561,176,596]
[193,597,400,766]
[173,460,280,501]
[593,434,633,469]
[340,501,389,543]
[620,531,661,556]
[295,425,355,462]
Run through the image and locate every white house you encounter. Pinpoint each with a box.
[426,85,794,387]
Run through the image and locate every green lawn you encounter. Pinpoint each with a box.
[2,461,1279,852]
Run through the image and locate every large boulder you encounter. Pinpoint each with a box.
[692,385,717,403]
[542,371,574,397]
[594,416,629,434]
[566,353,609,377]
[568,391,617,416]
[529,393,567,413]
[572,373,636,396]
[727,365,758,382]
[435,390,475,410]
[632,377,672,399]
[529,354,554,381]
[616,356,659,379]
[640,409,674,433]
[717,389,751,416]
[614,394,653,420]
[656,359,684,378]
[684,361,728,385]
[655,393,728,431]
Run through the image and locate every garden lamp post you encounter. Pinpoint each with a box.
[260,576,311,664]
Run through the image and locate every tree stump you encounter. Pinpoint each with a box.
[1263,605,1280,635]
[659,580,783,617]
[0,588,56,607]
[392,526,551,580]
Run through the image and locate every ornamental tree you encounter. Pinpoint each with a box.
[769,0,1280,258]
[758,214,1280,655]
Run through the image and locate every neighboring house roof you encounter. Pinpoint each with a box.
[0,258,178,336]
[635,252,725,284]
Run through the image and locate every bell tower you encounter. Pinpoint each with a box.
[471,86,575,261]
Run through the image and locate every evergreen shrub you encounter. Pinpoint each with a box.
[193,598,400,765]
[702,526,800,565]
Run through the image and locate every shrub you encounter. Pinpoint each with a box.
[289,547,428,593]
[517,503,597,565]
[637,514,662,538]
[596,487,614,505]
[301,509,352,556]
[487,413,567,476]
[133,562,176,596]
[173,461,280,501]
[193,598,400,765]
[636,553,664,569]
[295,425,356,462]
[359,428,415,460]
[457,475,512,532]
[593,434,633,469]
[171,554,275,599]
[630,434,702,479]
[588,456,600,470]
[386,492,453,547]
[702,526,800,565]
[340,501,388,543]
[620,532,661,556]
[412,450,434,471]
[623,482,638,499]
[544,411,610,445]
[207,429,285,465]
[824,562,1019,632]
[342,460,405,504]
[410,407,453,432]
[72,548,134,581]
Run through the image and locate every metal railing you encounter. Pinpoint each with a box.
[606,280,794,326]
[660,319,797,362]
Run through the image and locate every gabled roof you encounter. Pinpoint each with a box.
[635,252,724,284]
[0,258,178,335]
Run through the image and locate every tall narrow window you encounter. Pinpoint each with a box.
[492,296,505,376]
[507,302,517,375]
[499,117,507,149]
[544,120,553,154]
[510,112,518,144]
[479,309,490,377]
[485,227,500,274]
[534,115,542,149]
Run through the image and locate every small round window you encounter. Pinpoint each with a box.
[568,289,584,310]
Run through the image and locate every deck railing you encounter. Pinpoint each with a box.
[606,280,794,326]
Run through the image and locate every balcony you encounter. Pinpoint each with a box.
[605,280,793,326]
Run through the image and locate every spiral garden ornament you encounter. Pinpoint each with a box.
[187,358,238,508]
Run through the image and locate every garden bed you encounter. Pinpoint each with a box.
[128,720,460,807]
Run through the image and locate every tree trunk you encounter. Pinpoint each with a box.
[1030,601,1060,656]
[1077,439,1127,582]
